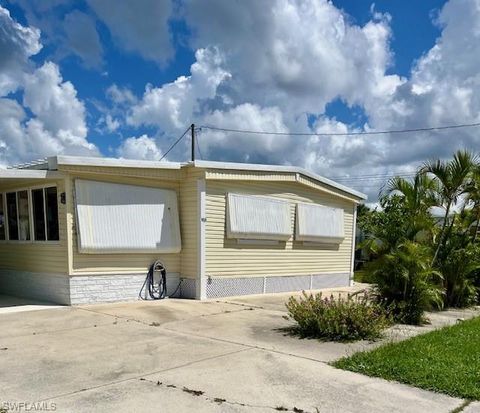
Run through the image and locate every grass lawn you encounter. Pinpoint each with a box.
[353,269,371,283]
[333,316,480,400]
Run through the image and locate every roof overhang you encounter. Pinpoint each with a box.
[0,169,63,180]
[48,155,182,170]
[191,160,367,200]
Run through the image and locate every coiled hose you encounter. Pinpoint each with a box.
[139,260,167,300]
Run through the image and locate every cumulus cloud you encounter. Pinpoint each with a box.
[87,0,174,65]
[63,10,103,68]
[363,0,480,167]
[0,5,41,95]
[0,7,98,166]
[117,135,162,160]
[8,0,103,69]
[23,62,88,139]
[183,0,403,119]
[128,48,230,131]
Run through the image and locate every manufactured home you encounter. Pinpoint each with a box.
[0,156,366,304]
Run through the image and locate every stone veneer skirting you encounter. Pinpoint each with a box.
[0,270,350,304]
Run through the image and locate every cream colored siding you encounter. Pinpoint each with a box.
[205,178,355,277]
[179,168,203,279]
[0,179,68,274]
[62,166,182,275]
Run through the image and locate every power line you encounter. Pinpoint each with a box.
[332,174,415,182]
[198,121,480,137]
[159,126,191,162]
[195,129,204,160]
[328,172,414,180]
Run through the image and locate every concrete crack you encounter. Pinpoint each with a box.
[138,376,312,412]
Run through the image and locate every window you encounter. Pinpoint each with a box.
[32,186,59,241]
[17,190,30,241]
[32,189,46,240]
[45,187,59,241]
[295,202,344,243]
[226,193,291,240]
[0,194,5,240]
[6,192,18,240]
[74,180,181,253]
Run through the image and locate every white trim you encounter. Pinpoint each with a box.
[350,204,358,286]
[237,239,280,245]
[196,178,207,300]
[11,156,365,200]
[0,169,62,179]
[192,160,367,200]
[50,155,182,170]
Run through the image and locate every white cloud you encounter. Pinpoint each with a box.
[117,135,162,160]
[0,6,98,166]
[128,48,230,131]
[63,10,103,68]
[23,62,88,139]
[183,0,403,118]
[8,1,102,69]
[87,0,174,65]
[0,5,41,95]
[364,0,480,166]
[106,84,137,106]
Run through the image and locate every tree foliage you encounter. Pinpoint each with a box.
[358,150,480,324]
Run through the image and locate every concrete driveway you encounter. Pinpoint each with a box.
[0,287,476,413]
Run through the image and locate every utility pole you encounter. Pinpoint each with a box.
[191,123,195,162]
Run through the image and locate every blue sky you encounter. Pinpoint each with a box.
[1,0,479,199]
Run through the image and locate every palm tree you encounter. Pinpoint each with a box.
[464,164,480,242]
[385,173,438,235]
[420,150,477,265]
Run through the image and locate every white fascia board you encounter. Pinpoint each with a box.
[50,155,183,170]
[0,169,63,179]
[191,160,367,201]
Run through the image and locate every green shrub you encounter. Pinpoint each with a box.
[366,241,444,324]
[285,291,391,342]
[436,230,480,308]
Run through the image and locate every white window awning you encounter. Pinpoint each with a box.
[226,193,291,241]
[74,179,181,253]
[295,202,344,243]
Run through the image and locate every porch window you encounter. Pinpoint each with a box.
[6,192,18,240]
[0,194,5,240]
[32,186,59,241]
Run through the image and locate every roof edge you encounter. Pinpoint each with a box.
[49,155,183,170]
[192,160,367,200]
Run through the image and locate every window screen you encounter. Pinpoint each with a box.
[226,193,291,240]
[6,192,18,240]
[45,187,59,241]
[295,202,344,243]
[32,188,46,241]
[17,190,30,241]
[0,194,5,240]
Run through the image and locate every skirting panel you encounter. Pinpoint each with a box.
[206,276,264,299]
[205,272,350,299]
[180,278,196,299]
[0,270,70,304]
[0,270,184,305]
[70,272,181,305]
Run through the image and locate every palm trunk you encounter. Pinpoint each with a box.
[432,201,451,266]
[473,208,480,243]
